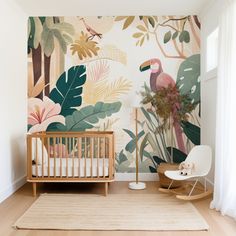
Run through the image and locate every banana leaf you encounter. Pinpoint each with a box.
[55,101,121,131]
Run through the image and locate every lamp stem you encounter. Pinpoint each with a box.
[135,107,139,184]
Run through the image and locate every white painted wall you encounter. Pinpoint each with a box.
[17,0,210,15]
[0,0,27,202]
[200,0,221,184]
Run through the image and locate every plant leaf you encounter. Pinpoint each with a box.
[49,65,86,116]
[63,34,73,44]
[143,150,152,159]
[172,31,179,40]
[115,16,127,21]
[133,32,143,38]
[146,133,157,151]
[123,16,135,29]
[153,156,166,165]
[148,17,155,27]
[117,150,128,164]
[141,107,152,123]
[164,31,172,44]
[52,29,67,54]
[179,30,190,43]
[176,54,200,104]
[136,25,147,32]
[123,129,135,139]
[181,121,200,145]
[139,36,145,46]
[124,130,145,153]
[142,17,149,29]
[61,101,122,131]
[28,75,45,98]
[166,147,187,163]
[51,22,75,35]
[71,31,100,60]
[41,25,54,57]
[149,166,157,173]
[140,133,148,161]
[33,17,43,49]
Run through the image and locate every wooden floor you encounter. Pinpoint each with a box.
[0,182,236,236]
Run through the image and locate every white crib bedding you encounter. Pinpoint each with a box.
[32,158,109,177]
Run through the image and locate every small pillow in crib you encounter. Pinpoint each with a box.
[31,138,48,165]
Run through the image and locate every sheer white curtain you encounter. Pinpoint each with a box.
[210,0,236,219]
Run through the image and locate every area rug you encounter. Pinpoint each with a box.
[13,194,209,231]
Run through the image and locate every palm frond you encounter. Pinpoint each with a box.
[87,60,110,82]
[96,77,132,102]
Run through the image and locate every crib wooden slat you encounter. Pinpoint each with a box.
[78,137,81,178]
[97,138,100,178]
[90,137,93,178]
[84,138,87,178]
[103,137,105,178]
[53,137,56,178]
[65,138,68,178]
[35,138,38,178]
[27,136,32,179]
[60,137,62,178]
[47,138,50,177]
[109,135,113,179]
[72,137,75,178]
[41,137,44,178]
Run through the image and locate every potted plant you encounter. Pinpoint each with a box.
[140,84,196,188]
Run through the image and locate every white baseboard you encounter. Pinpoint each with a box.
[115,173,158,181]
[0,175,26,203]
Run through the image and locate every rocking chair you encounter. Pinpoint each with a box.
[159,145,213,200]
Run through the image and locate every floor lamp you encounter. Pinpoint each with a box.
[129,96,146,190]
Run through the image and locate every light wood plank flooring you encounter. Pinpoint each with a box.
[0,182,235,236]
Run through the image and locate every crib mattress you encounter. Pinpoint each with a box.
[32,158,109,177]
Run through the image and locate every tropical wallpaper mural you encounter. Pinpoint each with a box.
[27,16,201,173]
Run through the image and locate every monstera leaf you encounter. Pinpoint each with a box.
[181,121,200,145]
[176,54,200,105]
[54,101,122,131]
[50,66,86,116]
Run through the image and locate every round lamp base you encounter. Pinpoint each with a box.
[128,182,146,190]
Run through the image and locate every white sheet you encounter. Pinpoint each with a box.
[32,158,109,177]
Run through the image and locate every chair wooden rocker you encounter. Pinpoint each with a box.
[159,145,213,200]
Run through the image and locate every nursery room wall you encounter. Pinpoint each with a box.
[201,0,221,184]
[0,0,27,202]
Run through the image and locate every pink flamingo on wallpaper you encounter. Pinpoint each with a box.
[140,58,186,154]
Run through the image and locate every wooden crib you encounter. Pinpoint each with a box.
[27,131,115,196]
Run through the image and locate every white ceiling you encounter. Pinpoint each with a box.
[15,0,214,16]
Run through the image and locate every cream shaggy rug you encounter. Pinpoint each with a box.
[13,194,209,231]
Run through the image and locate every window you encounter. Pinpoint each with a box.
[206,27,219,72]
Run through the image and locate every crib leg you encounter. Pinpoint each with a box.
[104,182,108,196]
[32,182,37,197]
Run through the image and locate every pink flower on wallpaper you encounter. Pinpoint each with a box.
[28,96,65,133]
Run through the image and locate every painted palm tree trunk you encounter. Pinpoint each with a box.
[44,54,51,96]
[32,45,42,99]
